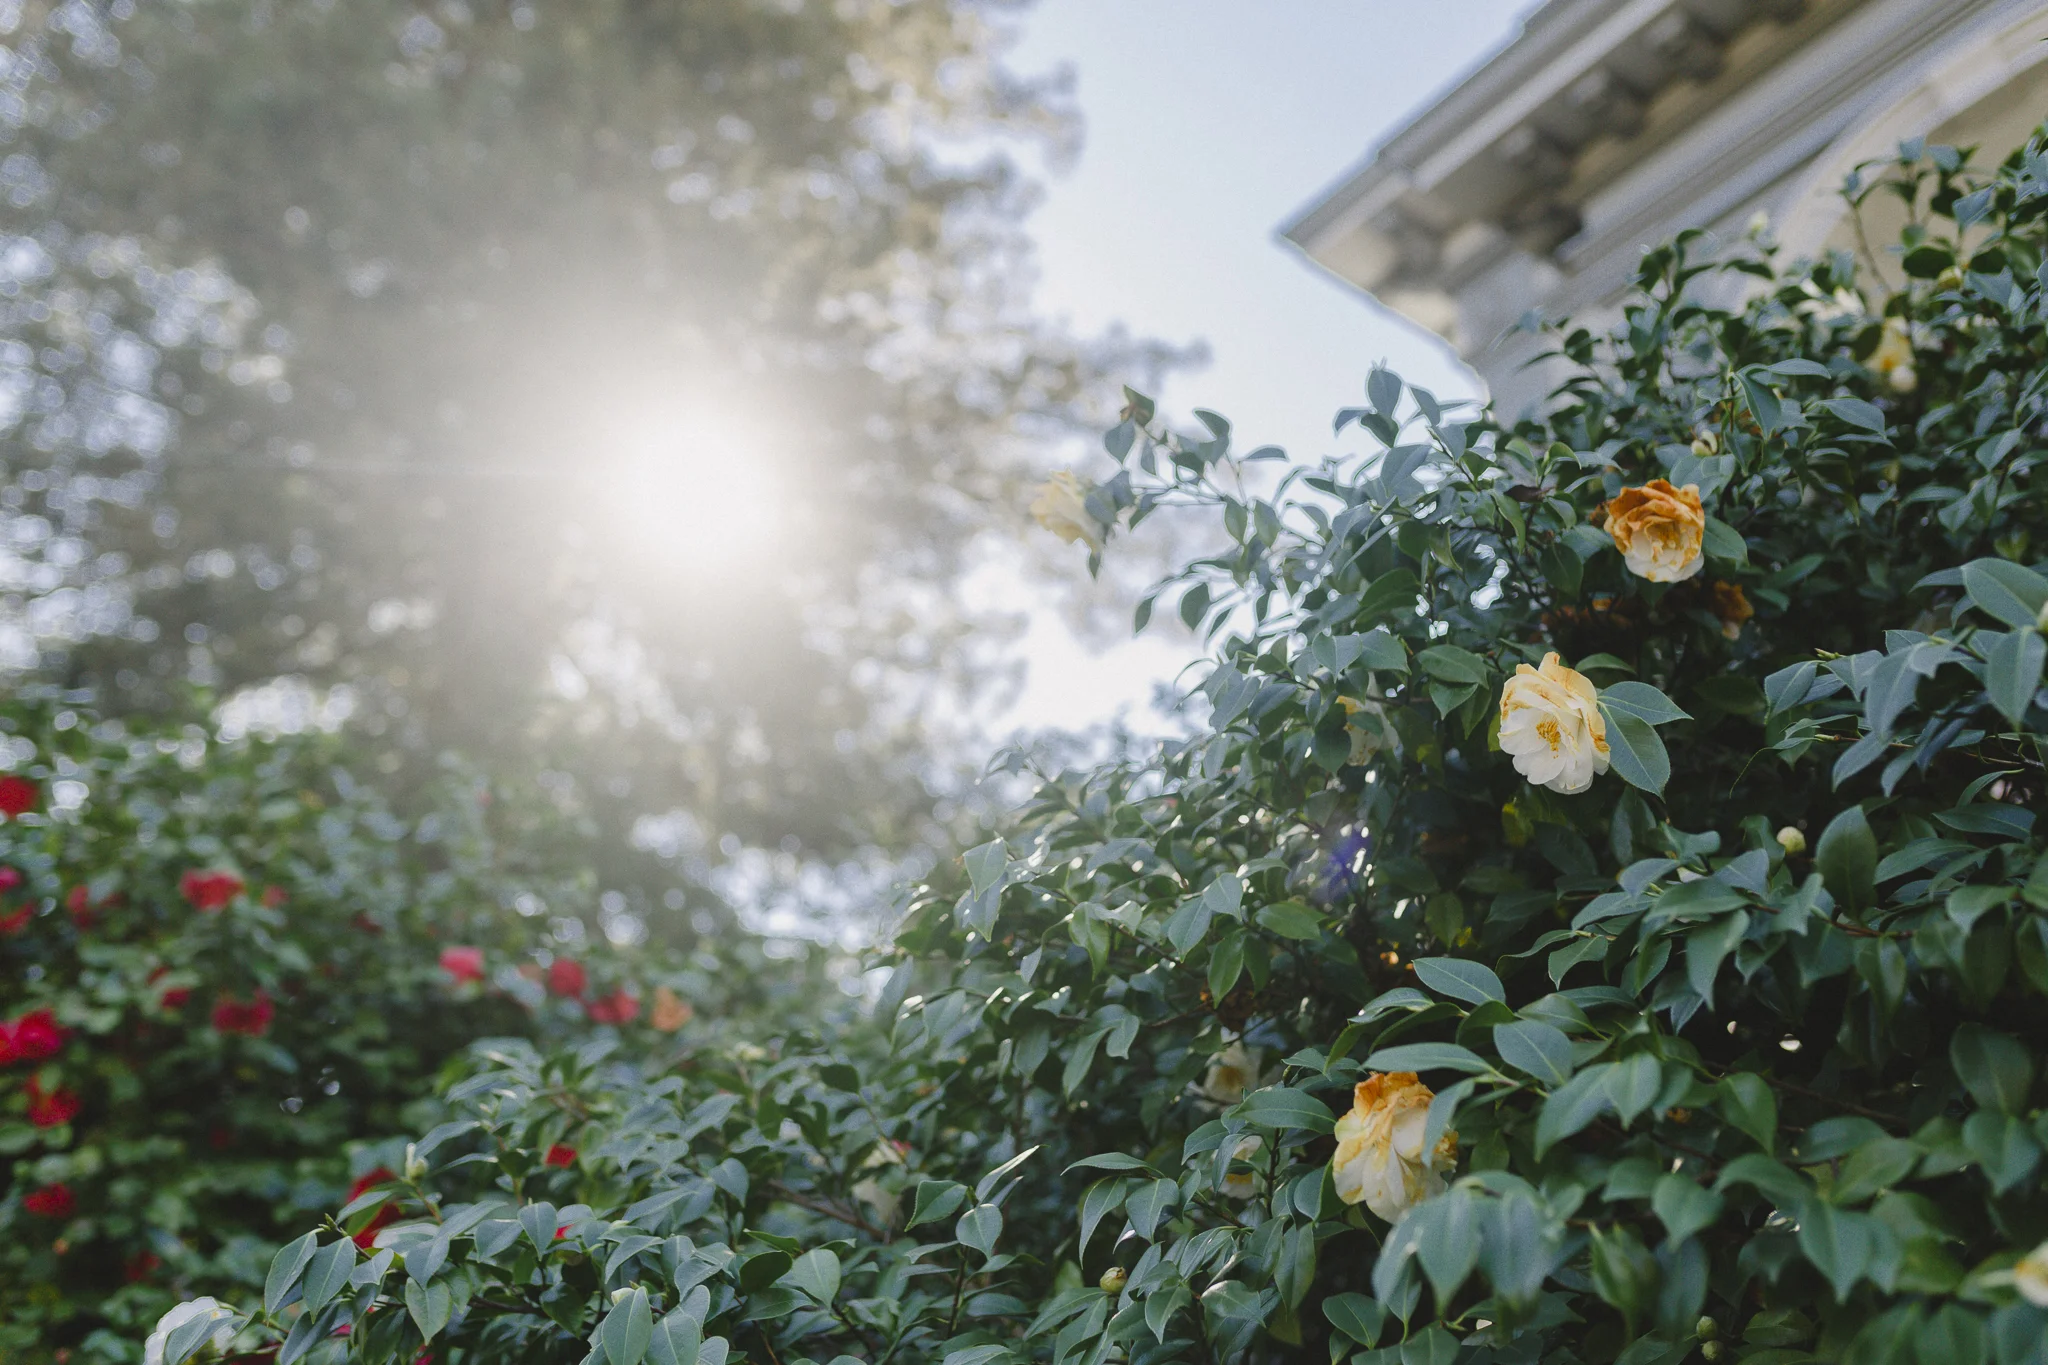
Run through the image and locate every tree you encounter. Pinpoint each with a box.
[153,139,2048,1365]
[0,0,1173,935]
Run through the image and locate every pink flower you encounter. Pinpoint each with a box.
[439,946,485,984]
[181,870,245,912]
[210,991,275,1038]
[23,1182,74,1218]
[545,959,586,998]
[1,1009,65,1065]
[585,988,640,1025]
[26,1077,81,1128]
[0,776,38,818]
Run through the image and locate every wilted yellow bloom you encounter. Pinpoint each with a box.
[1030,471,1103,549]
[1498,652,1610,795]
[1219,1135,1263,1200]
[1331,1072,1456,1222]
[1604,479,1706,582]
[1201,1040,1267,1106]
[1869,316,1917,393]
[2016,1241,2048,1307]
[650,986,693,1032]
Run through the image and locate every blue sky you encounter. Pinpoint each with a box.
[994,1,1540,732]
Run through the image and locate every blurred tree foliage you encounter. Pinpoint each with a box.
[0,0,1169,934]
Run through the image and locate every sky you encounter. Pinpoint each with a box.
[991,1,1543,735]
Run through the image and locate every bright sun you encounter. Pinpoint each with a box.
[606,401,787,578]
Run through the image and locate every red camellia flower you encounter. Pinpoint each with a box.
[210,991,275,1038]
[0,776,38,818]
[65,886,97,930]
[585,988,640,1025]
[0,865,21,892]
[261,885,287,907]
[0,905,29,935]
[346,1166,401,1248]
[1,1009,66,1066]
[545,959,586,998]
[26,1077,81,1128]
[439,946,485,984]
[181,870,246,912]
[544,1144,576,1168]
[124,1251,162,1282]
[23,1183,74,1218]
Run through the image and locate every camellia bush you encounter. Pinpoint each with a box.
[122,135,2048,1365]
[0,696,776,1360]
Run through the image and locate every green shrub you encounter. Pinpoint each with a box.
[128,139,2048,1365]
[0,699,762,1359]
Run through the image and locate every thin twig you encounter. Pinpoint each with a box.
[766,1180,885,1239]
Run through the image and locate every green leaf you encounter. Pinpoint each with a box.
[1796,1200,1890,1300]
[301,1238,356,1313]
[1820,397,1889,438]
[1227,1085,1337,1133]
[601,1288,654,1365]
[1360,1042,1493,1076]
[648,1311,704,1365]
[1493,1018,1573,1085]
[1534,1064,1615,1156]
[738,1250,793,1293]
[1417,645,1488,687]
[1982,628,2045,725]
[1702,517,1748,563]
[1254,900,1324,940]
[955,1203,1003,1259]
[265,1231,320,1314]
[1063,1153,1156,1175]
[164,1308,237,1365]
[520,1201,559,1258]
[1816,807,1877,914]
[784,1248,841,1305]
[1601,709,1671,794]
[1412,956,1505,1006]
[1962,558,2048,629]
[1651,1174,1722,1245]
[406,1279,454,1345]
[1323,1292,1386,1348]
[964,840,1008,896]
[1600,681,1691,726]
[1124,1178,1178,1240]
[1606,1054,1663,1127]
[1713,1154,1809,1205]
[1717,1073,1778,1151]
[1077,1177,1128,1255]
[1950,1024,2035,1114]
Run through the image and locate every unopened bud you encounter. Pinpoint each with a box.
[1702,1342,1724,1361]
[1775,826,1806,857]
[1690,432,1718,457]
[2036,599,2048,635]
[1888,364,1917,394]
[1098,1266,1127,1295]
[403,1145,427,1182]
[1697,1316,1719,1342]
[612,1287,635,1306]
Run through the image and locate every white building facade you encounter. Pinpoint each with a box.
[1284,0,2048,415]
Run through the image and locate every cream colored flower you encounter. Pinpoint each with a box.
[1030,471,1103,550]
[1604,479,1705,582]
[1220,1135,1263,1200]
[1869,316,1917,393]
[1331,1072,1456,1222]
[1201,1041,1267,1106]
[145,1299,237,1365]
[1498,653,1610,795]
[1775,826,1806,857]
[2015,1241,2048,1308]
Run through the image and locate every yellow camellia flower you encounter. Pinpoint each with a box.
[1331,1071,1456,1223]
[2015,1240,2048,1308]
[1868,316,1917,393]
[1498,652,1609,794]
[1220,1135,1263,1200]
[1200,1040,1267,1107]
[1030,471,1103,550]
[1604,479,1706,582]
